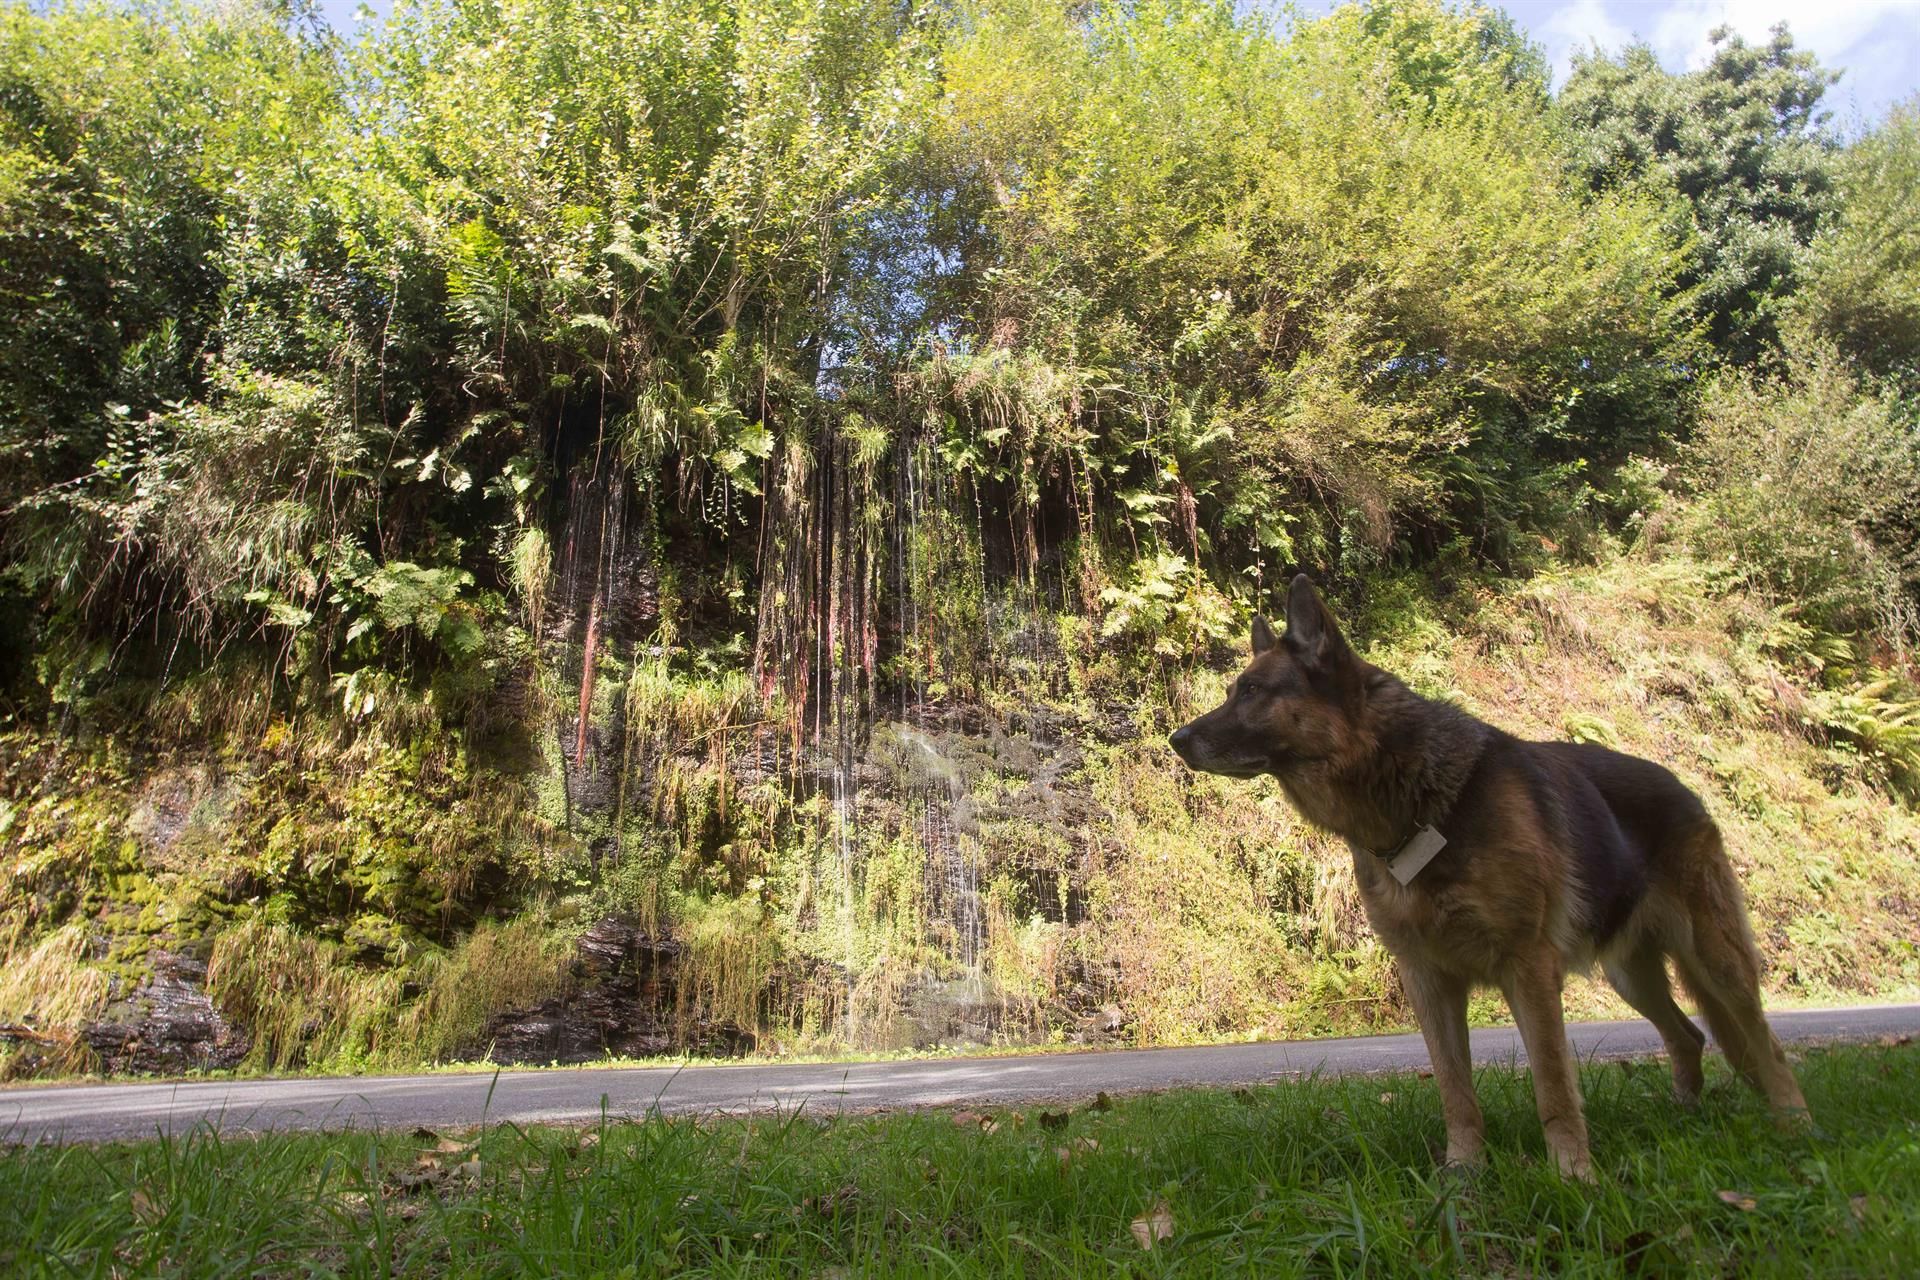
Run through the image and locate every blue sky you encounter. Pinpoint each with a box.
[317,0,1920,128]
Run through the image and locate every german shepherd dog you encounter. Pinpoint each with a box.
[1169,576,1807,1178]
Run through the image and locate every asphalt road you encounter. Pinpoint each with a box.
[5,1003,1915,1146]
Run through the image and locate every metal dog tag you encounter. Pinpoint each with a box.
[1387,825,1447,885]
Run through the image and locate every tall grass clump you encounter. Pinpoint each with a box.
[0,922,109,1077]
[206,918,406,1072]
[399,915,576,1065]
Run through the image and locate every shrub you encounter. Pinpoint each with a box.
[1680,351,1920,650]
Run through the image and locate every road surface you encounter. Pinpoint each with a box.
[4,1003,1914,1145]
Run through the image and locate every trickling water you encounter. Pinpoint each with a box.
[898,727,984,976]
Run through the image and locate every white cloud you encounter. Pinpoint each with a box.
[1534,0,1920,124]
[1543,0,1636,81]
[1642,0,1915,70]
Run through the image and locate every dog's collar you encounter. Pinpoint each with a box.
[1369,824,1448,885]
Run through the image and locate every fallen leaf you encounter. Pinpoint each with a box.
[1618,1229,1675,1278]
[1232,1088,1257,1105]
[1878,1034,1912,1049]
[409,1127,439,1142]
[1092,1092,1114,1112]
[1379,1092,1396,1105]
[391,1166,441,1194]
[1850,1193,1877,1223]
[809,1184,859,1217]
[130,1187,163,1225]
[575,1132,600,1152]
[1038,1110,1069,1131]
[1716,1190,1757,1211]
[1130,1199,1174,1250]
[1009,1111,1026,1129]
[951,1110,981,1128]
[1055,1137,1100,1171]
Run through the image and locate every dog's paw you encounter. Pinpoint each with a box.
[1551,1146,1596,1182]
[1436,1156,1485,1189]
[1771,1105,1814,1136]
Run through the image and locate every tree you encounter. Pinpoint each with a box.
[1796,97,1920,389]
[1559,24,1839,366]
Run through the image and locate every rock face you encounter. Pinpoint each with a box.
[83,951,250,1075]
[472,918,754,1064]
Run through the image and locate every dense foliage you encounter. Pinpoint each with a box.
[2,0,1917,1072]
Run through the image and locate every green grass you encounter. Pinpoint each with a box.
[4,1043,1916,1277]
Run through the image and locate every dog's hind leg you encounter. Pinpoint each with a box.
[1501,945,1593,1180]
[1402,964,1484,1168]
[1603,943,1706,1104]
[1672,825,1809,1123]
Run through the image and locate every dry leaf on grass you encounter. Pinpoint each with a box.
[804,1184,860,1218]
[130,1187,163,1225]
[1038,1110,1070,1131]
[1055,1137,1100,1171]
[1130,1199,1174,1250]
[1716,1190,1757,1211]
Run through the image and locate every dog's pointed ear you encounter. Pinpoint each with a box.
[1284,574,1348,664]
[1250,615,1277,657]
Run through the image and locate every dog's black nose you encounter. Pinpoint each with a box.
[1169,725,1194,760]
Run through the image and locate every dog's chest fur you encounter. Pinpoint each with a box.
[1282,688,1584,981]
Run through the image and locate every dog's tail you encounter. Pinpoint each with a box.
[1671,820,1808,1116]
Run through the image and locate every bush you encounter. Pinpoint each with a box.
[1680,350,1920,649]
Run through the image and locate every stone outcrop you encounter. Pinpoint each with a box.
[471,918,754,1064]
[82,951,250,1075]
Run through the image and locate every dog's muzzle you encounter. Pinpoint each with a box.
[1168,724,1198,766]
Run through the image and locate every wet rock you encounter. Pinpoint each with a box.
[82,951,250,1075]
[127,765,239,875]
[899,975,1038,1050]
[472,918,754,1064]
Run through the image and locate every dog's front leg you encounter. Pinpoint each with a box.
[1402,964,1484,1168]
[1502,947,1593,1180]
